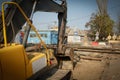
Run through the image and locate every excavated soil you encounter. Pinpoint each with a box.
[73,53,120,80]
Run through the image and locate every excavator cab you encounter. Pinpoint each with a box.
[0,2,51,80]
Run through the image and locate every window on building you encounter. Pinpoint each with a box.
[44,34,47,38]
[40,34,47,38]
[30,34,37,37]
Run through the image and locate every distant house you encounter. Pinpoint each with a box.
[66,28,87,44]
[27,30,58,44]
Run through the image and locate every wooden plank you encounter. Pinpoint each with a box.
[74,48,120,54]
[80,56,102,61]
[66,44,120,51]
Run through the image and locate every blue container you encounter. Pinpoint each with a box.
[27,30,58,44]
[51,31,58,44]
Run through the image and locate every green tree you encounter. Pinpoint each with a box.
[86,12,114,41]
[118,16,120,34]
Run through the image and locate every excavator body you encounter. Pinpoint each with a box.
[0,0,73,80]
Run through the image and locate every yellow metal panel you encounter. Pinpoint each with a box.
[26,53,47,79]
[0,63,2,80]
[29,53,46,62]
[26,62,33,78]
[0,44,48,80]
[26,52,47,77]
[30,53,47,74]
[0,45,27,80]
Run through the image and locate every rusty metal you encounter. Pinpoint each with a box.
[57,0,67,54]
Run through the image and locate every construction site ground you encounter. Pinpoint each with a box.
[73,53,120,80]
[36,46,120,80]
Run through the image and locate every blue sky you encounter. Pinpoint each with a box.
[0,0,120,30]
[33,0,98,30]
[108,0,120,20]
[33,0,120,30]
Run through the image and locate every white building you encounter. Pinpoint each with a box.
[66,28,88,44]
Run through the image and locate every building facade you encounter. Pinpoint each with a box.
[27,30,58,44]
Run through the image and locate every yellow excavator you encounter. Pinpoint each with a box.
[0,0,73,80]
